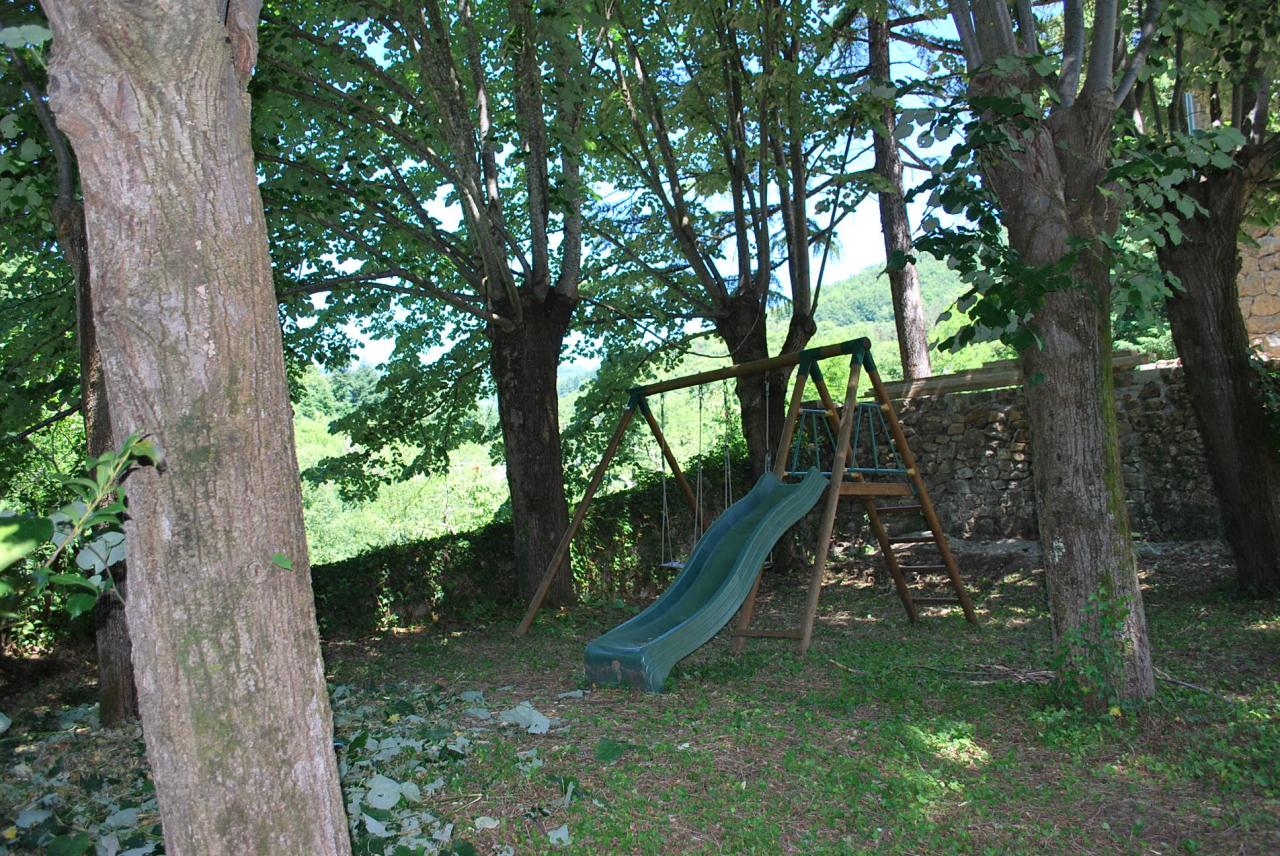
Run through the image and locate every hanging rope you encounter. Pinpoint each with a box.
[694,386,704,542]
[658,394,674,566]
[763,375,773,474]
[722,380,733,508]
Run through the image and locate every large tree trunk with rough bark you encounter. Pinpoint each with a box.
[869,17,931,380]
[716,294,815,481]
[980,88,1154,704]
[42,2,351,853]
[56,199,137,726]
[11,42,139,725]
[1158,175,1280,597]
[490,293,576,606]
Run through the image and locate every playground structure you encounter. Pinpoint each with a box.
[515,337,977,691]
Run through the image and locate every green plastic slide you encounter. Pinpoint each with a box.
[584,468,828,692]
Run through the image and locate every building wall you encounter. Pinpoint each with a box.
[893,364,1222,541]
[1240,226,1280,356]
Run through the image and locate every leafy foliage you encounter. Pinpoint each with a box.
[1,434,157,652]
[0,11,83,512]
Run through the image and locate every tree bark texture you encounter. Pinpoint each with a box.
[41,2,351,853]
[490,293,576,606]
[977,85,1154,703]
[869,17,932,380]
[9,40,139,724]
[1158,174,1280,597]
[715,293,815,482]
[59,200,137,726]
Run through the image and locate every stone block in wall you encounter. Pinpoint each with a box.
[1241,225,1280,356]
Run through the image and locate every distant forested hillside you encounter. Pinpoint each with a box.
[814,254,969,329]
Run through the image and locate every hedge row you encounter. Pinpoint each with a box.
[310,451,755,637]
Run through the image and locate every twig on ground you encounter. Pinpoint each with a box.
[919,663,1055,685]
[1155,666,1231,702]
[826,657,868,676]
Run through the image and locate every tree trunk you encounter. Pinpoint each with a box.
[715,293,815,481]
[978,88,1153,704]
[54,197,138,727]
[1158,176,1280,597]
[490,293,576,606]
[869,17,932,380]
[42,2,351,853]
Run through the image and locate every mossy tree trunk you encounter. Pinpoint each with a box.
[1158,173,1280,597]
[41,1,350,852]
[491,292,576,606]
[981,91,1154,704]
[948,0,1157,703]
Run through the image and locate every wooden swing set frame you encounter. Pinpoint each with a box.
[515,336,977,646]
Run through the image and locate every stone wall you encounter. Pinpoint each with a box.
[893,363,1222,541]
[1240,226,1280,356]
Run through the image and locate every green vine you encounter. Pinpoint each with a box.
[1050,583,1133,711]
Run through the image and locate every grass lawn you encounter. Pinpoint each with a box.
[2,541,1277,854]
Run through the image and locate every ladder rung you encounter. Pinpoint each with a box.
[888,536,935,545]
[876,504,922,514]
[898,564,948,572]
[911,596,961,605]
[730,628,803,639]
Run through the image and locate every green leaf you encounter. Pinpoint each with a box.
[0,24,52,48]
[48,573,102,592]
[271,552,293,570]
[65,592,98,618]
[0,516,53,572]
[129,438,162,465]
[47,832,92,856]
[17,138,41,161]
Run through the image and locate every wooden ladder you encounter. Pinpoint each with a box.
[730,353,977,655]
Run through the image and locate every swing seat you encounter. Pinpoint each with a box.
[658,560,686,571]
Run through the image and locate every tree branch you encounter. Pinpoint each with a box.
[2,402,83,447]
[1114,0,1164,105]
[1059,0,1086,105]
[1083,0,1119,95]
[946,0,983,69]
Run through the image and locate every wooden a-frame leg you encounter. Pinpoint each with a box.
[798,358,862,654]
[730,564,766,656]
[867,369,978,624]
[861,498,918,622]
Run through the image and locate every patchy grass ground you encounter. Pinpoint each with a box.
[2,540,1278,854]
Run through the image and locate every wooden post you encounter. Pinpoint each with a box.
[798,356,863,653]
[809,368,846,437]
[516,405,636,636]
[733,363,814,653]
[638,399,705,528]
[812,366,917,619]
[866,369,978,624]
[860,498,918,622]
[729,566,766,656]
[771,362,814,479]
